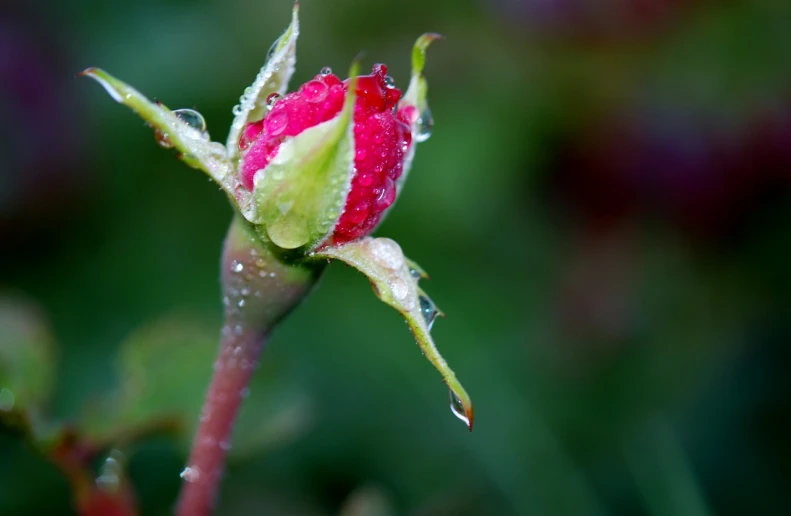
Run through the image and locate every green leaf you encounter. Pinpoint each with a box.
[0,295,56,419]
[225,3,300,164]
[252,63,359,250]
[312,238,474,430]
[80,316,312,457]
[81,68,237,196]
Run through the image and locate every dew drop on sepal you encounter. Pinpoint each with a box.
[418,294,439,330]
[173,108,208,135]
[266,92,281,109]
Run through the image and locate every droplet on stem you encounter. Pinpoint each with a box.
[173,108,207,133]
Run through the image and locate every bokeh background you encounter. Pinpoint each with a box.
[2,0,790,514]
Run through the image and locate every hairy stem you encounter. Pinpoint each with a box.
[176,217,323,516]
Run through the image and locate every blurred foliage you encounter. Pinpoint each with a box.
[2,0,791,515]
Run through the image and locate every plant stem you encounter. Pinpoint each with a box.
[176,217,323,516]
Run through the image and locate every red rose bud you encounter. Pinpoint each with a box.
[239,64,414,244]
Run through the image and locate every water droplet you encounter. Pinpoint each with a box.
[232,104,243,116]
[180,466,201,482]
[241,287,251,296]
[173,108,207,133]
[266,92,281,109]
[415,106,433,143]
[267,39,279,61]
[409,268,422,280]
[302,80,328,103]
[418,294,439,330]
[390,277,409,301]
[0,388,15,412]
[265,111,289,136]
[238,299,246,308]
[449,389,471,429]
[320,66,332,76]
[232,261,244,273]
[368,238,404,270]
[384,75,396,89]
[96,450,124,492]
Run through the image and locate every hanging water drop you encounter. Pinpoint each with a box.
[415,106,434,143]
[418,294,439,330]
[384,75,396,89]
[449,389,471,430]
[173,108,207,134]
[266,92,281,109]
[320,66,332,76]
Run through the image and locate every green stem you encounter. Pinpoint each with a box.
[176,217,322,516]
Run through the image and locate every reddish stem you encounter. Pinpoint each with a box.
[175,323,267,516]
[175,217,322,516]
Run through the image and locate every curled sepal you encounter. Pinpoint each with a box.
[312,237,474,430]
[252,63,359,250]
[225,3,300,163]
[80,68,236,195]
[396,33,440,190]
[401,33,441,110]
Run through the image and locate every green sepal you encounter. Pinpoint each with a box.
[312,237,474,430]
[251,62,359,250]
[225,3,300,164]
[394,33,440,195]
[80,68,236,196]
[400,33,440,114]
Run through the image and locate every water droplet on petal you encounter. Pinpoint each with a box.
[384,75,396,89]
[302,80,328,103]
[415,106,434,143]
[418,294,439,330]
[265,111,289,136]
[449,389,471,429]
[320,66,332,76]
[173,108,207,133]
[265,92,281,109]
[180,466,201,482]
[232,261,244,273]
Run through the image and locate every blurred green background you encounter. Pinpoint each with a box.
[2,0,790,514]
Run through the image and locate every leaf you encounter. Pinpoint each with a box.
[225,3,300,164]
[80,316,312,457]
[312,238,474,430]
[0,295,56,420]
[252,63,359,250]
[80,68,236,196]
